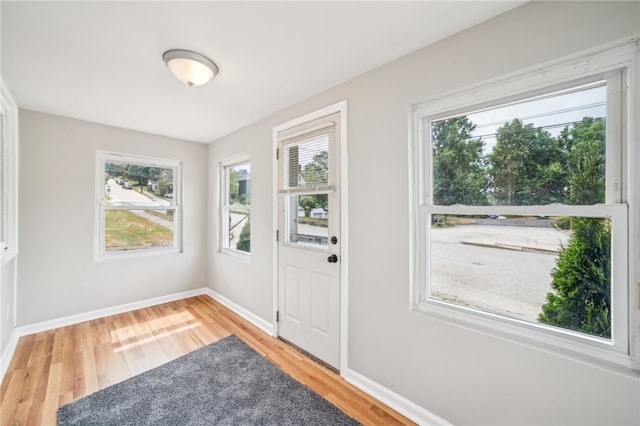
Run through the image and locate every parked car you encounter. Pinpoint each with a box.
[123,182,132,189]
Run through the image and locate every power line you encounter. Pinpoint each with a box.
[471,102,605,129]
[466,117,605,142]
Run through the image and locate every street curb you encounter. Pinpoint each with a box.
[461,240,559,255]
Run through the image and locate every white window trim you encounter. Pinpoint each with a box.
[220,154,251,261]
[409,37,639,372]
[0,83,19,265]
[95,151,182,261]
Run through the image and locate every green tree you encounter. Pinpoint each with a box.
[521,129,567,205]
[300,151,328,186]
[539,117,610,337]
[488,119,534,205]
[235,219,250,253]
[431,116,488,205]
[539,217,611,338]
[298,151,329,215]
[489,119,566,205]
[154,169,173,197]
[125,165,162,193]
[561,117,606,205]
[299,195,328,217]
[105,162,126,181]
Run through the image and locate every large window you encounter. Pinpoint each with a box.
[221,157,251,256]
[411,44,637,367]
[96,151,181,260]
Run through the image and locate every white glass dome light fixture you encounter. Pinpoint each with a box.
[163,49,219,87]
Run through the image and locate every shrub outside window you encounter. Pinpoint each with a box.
[96,151,181,260]
[410,44,637,368]
[221,158,251,256]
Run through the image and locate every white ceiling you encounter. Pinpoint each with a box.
[1,1,525,143]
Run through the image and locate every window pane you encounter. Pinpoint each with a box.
[431,83,606,206]
[429,214,612,339]
[284,136,329,189]
[105,162,175,207]
[105,209,174,252]
[223,161,250,254]
[227,208,250,253]
[227,163,251,206]
[286,194,328,247]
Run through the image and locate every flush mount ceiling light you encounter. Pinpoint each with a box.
[163,49,219,87]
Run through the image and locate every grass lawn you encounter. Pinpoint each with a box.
[105,210,173,251]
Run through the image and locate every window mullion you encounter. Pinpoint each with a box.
[606,69,623,204]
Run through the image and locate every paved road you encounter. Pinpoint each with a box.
[430,222,571,322]
[107,178,170,206]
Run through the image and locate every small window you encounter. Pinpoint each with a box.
[96,151,181,260]
[221,157,251,256]
[411,46,636,366]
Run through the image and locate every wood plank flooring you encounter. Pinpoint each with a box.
[0,295,415,425]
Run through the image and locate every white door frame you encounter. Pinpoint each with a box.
[272,100,348,374]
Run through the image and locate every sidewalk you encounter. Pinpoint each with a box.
[434,223,571,256]
[461,239,560,254]
[133,210,173,231]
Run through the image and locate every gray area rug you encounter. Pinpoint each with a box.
[58,335,360,425]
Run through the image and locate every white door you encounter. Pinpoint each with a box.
[277,111,341,369]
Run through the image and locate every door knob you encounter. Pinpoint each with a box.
[327,254,338,263]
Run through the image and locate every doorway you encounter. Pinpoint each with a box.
[274,103,346,370]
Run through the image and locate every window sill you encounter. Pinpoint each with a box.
[411,299,639,377]
[1,248,19,265]
[220,248,251,263]
[95,246,181,263]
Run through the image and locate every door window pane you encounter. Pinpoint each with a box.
[283,136,329,189]
[285,194,328,248]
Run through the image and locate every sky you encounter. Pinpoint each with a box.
[465,82,607,154]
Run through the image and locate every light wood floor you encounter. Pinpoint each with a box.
[1,295,415,425]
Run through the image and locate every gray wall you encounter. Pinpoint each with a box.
[1,258,16,353]
[18,110,208,325]
[208,2,640,424]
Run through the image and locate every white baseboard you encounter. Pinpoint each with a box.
[1,287,444,426]
[203,288,274,335]
[0,287,208,383]
[16,288,208,336]
[343,368,451,426]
